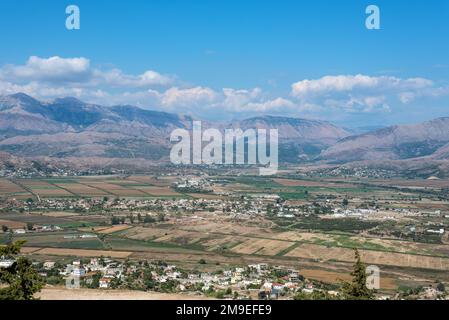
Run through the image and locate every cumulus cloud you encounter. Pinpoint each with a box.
[0,56,91,83]
[0,57,448,119]
[291,75,433,97]
[291,74,446,113]
[0,56,174,88]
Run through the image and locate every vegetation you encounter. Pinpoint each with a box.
[340,249,374,300]
[0,241,43,300]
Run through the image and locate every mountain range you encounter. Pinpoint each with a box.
[1,93,449,173]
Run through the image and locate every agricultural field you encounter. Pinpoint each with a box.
[285,243,449,271]
[0,176,184,199]
[2,174,449,291]
[0,178,32,199]
[27,247,133,258]
[230,238,294,255]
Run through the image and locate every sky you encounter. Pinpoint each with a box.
[0,0,448,127]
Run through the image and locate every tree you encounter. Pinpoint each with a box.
[157,213,166,222]
[26,222,34,231]
[0,241,43,300]
[340,249,374,300]
[1,225,8,232]
[111,216,120,225]
[342,198,349,206]
[294,290,337,300]
[144,215,155,223]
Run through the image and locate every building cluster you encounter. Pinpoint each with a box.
[36,258,331,300]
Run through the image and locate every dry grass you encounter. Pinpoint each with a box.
[0,219,26,229]
[97,225,133,234]
[273,178,355,188]
[0,179,25,194]
[299,269,397,290]
[231,238,294,255]
[55,183,109,196]
[39,211,81,218]
[133,186,180,196]
[122,227,169,241]
[36,288,207,300]
[27,247,132,258]
[285,244,449,271]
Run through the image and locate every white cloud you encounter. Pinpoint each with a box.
[159,87,218,108]
[0,58,448,119]
[93,69,173,87]
[291,74,433,97]
[0,56,91,83]
[290,74,446,113]
[0,56,174,88]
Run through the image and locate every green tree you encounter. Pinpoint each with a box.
[0,241,43,300]
[144,215,155,223]
[340,249,374,300]
[111,216,120,225]
[26,222,34,231]
[1,225,8,232]
[294,290,337,300]
[157,213,166,222]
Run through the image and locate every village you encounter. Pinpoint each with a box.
[31,258,318,300]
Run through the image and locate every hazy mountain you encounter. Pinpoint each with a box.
[320,117,449,163]
[2,93,448,168]
[231,116,351,162]
[0,93,350,163]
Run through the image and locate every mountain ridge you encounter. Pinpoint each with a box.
[0,93,349,162]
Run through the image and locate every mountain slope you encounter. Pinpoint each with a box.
[0,93,350,162]
[320,117,449,163]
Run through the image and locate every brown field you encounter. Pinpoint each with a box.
[299,269,397,290]
[36,288,209,300]
[285,244,449,271]
[153,230,204,245]
[123,227,170,240]
[0,219,26,229]
[0,212,73,225]
[126,176,175,186]
[273,178,355,188]
[231,238,294,255]
[369,179,449,189]
[55,183,109,196]
[38,211,81,218]
[82,182,148,197]
[187,193,225,200]
[0,179,25,193]
[198,235,248,251]
[31,188,73,197]
[177,217,275,238]
[97,225,133,234]
[26,247,132,258]
[17,180,52,187]
[79,226,110,232]
[132,186,180,196]
[19,247,42,254]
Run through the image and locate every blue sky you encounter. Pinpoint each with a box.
[0,0,448,127]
